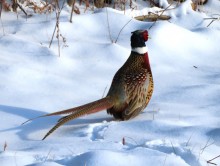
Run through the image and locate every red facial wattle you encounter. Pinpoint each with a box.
[143,31,149,41]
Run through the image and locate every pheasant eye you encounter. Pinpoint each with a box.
[143,31,148,41]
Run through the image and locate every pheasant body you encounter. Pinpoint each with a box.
[23,30,154,140]
[107,51,153,120]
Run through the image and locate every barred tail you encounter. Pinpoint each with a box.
[42,97,113,140]
[22,97,112,125]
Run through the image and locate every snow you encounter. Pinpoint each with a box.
[0,0,220,165]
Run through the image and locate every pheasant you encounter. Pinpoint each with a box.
[23,30,154,140]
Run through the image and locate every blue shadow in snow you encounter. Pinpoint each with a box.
[0,105,113,141]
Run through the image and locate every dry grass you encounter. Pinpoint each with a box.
[3,141,7,151]
[204,14,220,27]
[0,0,209,14]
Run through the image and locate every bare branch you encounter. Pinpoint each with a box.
[163,154,168,166]
[115,18,132,43]
[3,141,7,151]
[17,3,27,18]
[49,23,57,48]
[149,3,173,30]
[69,0,76,23]
[207,155,220,166]
[200,138,214,154]
[124,136,138,145]
[204,14,220,27]
[185,132,194,147]
[170,140,176,155]
[49,0,66,57]
[122,137,125,145]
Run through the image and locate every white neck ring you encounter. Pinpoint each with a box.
[132,46,148,54]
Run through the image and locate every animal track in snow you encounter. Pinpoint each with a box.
[87,122,109,141]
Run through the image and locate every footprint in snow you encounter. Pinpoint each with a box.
[87,122,109,141]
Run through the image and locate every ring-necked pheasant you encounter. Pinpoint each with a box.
[23,30,154,140]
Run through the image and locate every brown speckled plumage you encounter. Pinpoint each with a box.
[107,52,153,120]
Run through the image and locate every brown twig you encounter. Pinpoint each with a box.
[25,0,55,14]
[156,6,178,13]
[129,0,132,8]
[44,148,53,162]
[149,3,173,30]
[17,3,27,18]
[70,0,76,23]
[56,12,61,57]
[207,155,220,165]
[83,0,89,13]
[115,18,132,43]
[206,20,215,27]
[3,141,7,151]
[122,137,125,145]
[60,34,68,48]
[123,136,138,145]
[49,0,65,57]
[204,14,220,27]
[163,154,168,166]
[170,140,176,155]
[12,0,28,18]
[200,138,214,154]
[49,22,57,48]
[185,132,194,147]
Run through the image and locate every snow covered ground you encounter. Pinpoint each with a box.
[0,0,220,165]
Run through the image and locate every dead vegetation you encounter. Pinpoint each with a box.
[0,0,210,31]
[0,0,212,56]
[3,141,7,151]
[0,0,208,16]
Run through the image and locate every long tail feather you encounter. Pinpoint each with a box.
[22,97,112,125]
[42,97,113,140]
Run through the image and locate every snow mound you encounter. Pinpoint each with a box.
[58,149,189,166]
